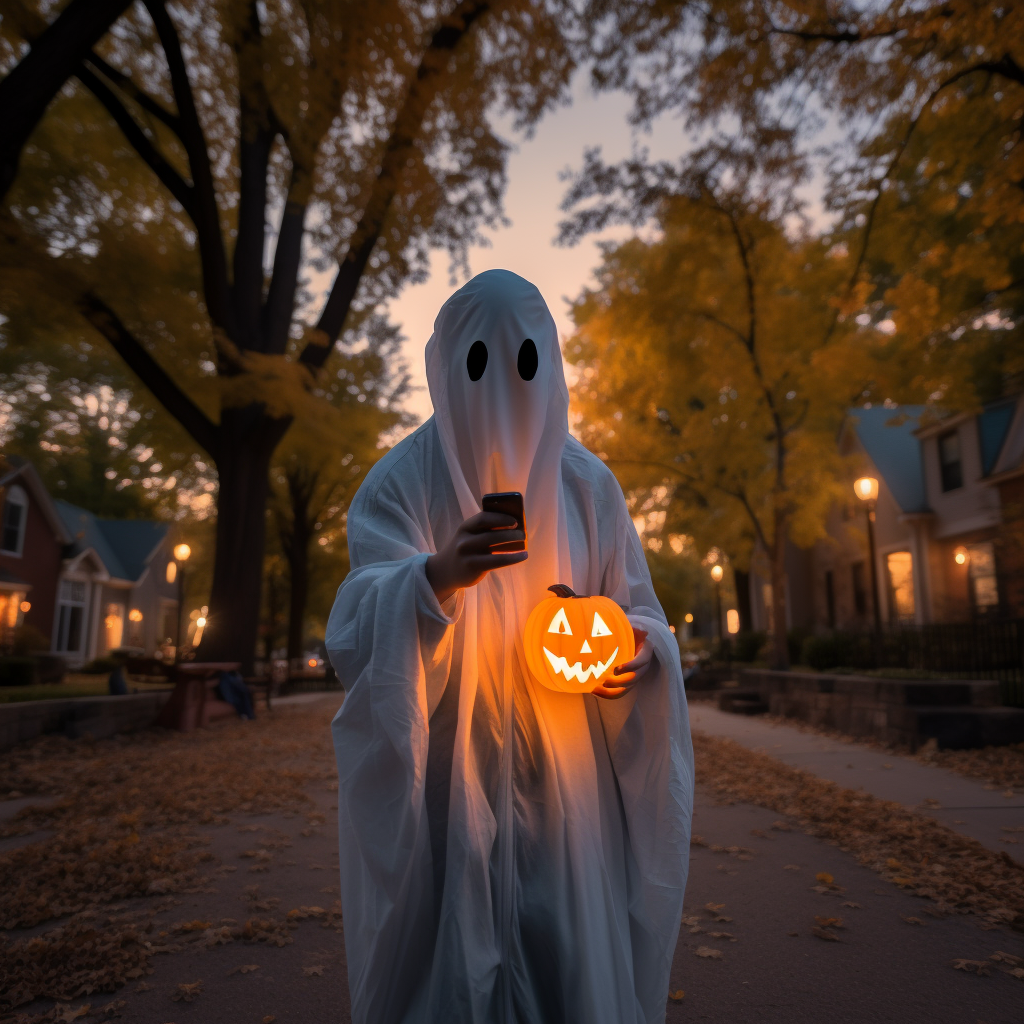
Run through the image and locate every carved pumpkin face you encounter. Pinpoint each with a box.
[524,585,635,693]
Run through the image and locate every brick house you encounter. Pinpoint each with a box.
[748,394,1024,633]
[0,456,182,665]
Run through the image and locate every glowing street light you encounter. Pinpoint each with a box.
[954,546,968,566]
[854,476,882,632]
[710,564,724,582]
[173,542,192,562]
[710,563,724,639]
[173,542,192,662]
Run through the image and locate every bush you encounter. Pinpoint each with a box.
[802,633,854,672]
[732,631,766,662]
[11,624,51,656]
[787,627,813,665]
[0,657,38,687]
[80,656,120,675]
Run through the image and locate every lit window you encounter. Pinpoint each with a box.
[885,552,915,623]
[166,561,177,583]
[966,542,999,612]
[938,431,963,491]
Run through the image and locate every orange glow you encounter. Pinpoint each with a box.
[710,564,724,582]
[854,476,879,502]
[954,546,968,565]
[308,658,317,668]
[19,600,31,613]
[524,586,635,693]
[173,542,191,561]
[684,613,693,623]
[128,608,143,622]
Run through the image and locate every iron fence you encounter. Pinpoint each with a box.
[815,620,1024,707]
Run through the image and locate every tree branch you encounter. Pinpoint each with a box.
[78,292,220,458]
[306,0,491,365]
[83,51,182,135]
[0,0,133,200]
[75,63,196,218]
[143,0,235,337]
[263,189,308,353]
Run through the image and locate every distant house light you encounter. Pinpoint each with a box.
[129,609,143,622]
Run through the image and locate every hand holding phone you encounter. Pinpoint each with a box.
[424,491,528,604]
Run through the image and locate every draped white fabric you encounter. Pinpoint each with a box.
[327,271,694,1024]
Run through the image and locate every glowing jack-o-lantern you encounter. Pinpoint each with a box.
[524,584,635,693]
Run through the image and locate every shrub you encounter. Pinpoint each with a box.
[802,633,854,672]
[732,631,766,662]
[80,657,120,675]
[787,626,813,665]
[0,657,38,687]
[11,624,51,656]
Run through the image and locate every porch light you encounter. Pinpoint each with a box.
[196,616,207,628]
[173,542,191,562]
[954,546,968,565]
[684,613,693,623]
[129,609,143,622]
[19,600,31,613]
[854,476,879,503]
[710,564,724,582]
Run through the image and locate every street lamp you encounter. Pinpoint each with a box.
[854,477,883,632]
[173,543,191,661]
[710,563,724,640]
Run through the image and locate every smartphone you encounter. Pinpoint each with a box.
[482,491,526,552]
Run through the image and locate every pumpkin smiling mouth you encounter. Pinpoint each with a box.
[542,646,619,685]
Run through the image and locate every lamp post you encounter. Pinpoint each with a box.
[854,478,882,632]
[172,543,191,662]
[710,563,724,641]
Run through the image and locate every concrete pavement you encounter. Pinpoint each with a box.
[689,702,1024,858]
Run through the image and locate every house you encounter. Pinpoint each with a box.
[0,456,183,666]
[748,394,1024,633]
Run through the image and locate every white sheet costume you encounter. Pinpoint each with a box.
[327,271,694,1024]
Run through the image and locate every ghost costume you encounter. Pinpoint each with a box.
[327,271,694,1024]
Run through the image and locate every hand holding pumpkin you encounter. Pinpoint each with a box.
[592,628,652,700]
[426,511,528,605]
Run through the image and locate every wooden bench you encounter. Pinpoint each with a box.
[155,662,243,733]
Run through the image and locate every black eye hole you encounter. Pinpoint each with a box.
[467,340,488,381]
[517,338,538,381]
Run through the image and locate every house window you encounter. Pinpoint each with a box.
[938,430,963,491]
[851,561,867,616]
[1,484,27,555]
[56,579,87,653]
[824,570,836,628]
[886,551,916,624]
[967,542,1000,613]
[104,603,125,651]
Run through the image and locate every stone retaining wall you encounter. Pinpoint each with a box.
[736,669,1016,749]
[0,691,172,752]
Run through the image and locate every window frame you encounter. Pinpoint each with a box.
[938,430,964,492]
[0,484,28,556]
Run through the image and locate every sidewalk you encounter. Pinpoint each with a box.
[689,703,1024,858]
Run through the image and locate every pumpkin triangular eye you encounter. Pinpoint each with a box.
[547,606,572,635]
[591,611,613,637]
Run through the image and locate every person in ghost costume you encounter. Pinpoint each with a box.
[326,270,694,1024]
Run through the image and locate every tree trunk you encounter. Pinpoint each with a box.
[734,568,753,633]
[285,512,312,662]
[768,523,790,670]
[197,406,288,672]
[0,0,134,199]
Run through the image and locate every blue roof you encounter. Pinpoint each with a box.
[847,406,929,514]
[55,501,168,582]
[978,400,1015,476]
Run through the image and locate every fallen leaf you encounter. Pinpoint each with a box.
[704,902,725,912]
[694,946,723,959]
[815,872,835,886]
[770,820,792,831]
[1008,968,1024,980]
[901,916,924,926]
[951,959,991,975]
[230,964,261,975]
[1003,791,1015,798]
[262,1018,277,1023]
[708,931,736,941]
[812,926,840,942]
[54,1006,92,1023]
[783,864,801,871]
[303,965,325,977]
[787,931,799,937]
[881,763,893,769]
[172,981,203,1003]
[668,990,685,1002]
[814,916,844,928]
[681,916,701,927]
[842,902,862,909]
[989,951,1024,967]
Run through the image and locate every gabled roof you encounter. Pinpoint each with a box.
[846,406,929,514]
[0,456,73,544]
[55,501,168,583]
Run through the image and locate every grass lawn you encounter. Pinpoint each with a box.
[0,674,172,704]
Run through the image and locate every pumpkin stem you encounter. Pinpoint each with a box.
[547,584,578,598]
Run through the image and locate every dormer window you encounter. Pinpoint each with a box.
[1,484,27,555]
[938,430,963,491]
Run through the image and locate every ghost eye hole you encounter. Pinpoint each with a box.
[591,612,613,637]
[517,338,538,381]
[467,340,488,381]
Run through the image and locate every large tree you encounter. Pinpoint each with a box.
[578,0,1024,403]
[563,144,891,668]
[1,0,579,667]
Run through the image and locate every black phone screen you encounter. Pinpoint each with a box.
[482,491,526,552]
